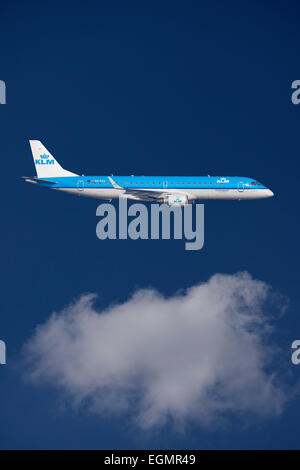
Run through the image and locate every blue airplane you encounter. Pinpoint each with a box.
[24,140,274,205]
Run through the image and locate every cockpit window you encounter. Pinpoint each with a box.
[251,181,263,186]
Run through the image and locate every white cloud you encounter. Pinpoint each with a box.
[23,272,286,430]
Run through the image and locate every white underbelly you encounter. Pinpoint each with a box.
[55,187,266,200]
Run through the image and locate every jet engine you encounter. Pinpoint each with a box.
[165,194,189,206]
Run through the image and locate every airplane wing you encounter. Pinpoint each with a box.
[108,176,168,201]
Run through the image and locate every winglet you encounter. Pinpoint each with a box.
[108,176,123,189]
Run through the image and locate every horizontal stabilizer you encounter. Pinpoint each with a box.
[22,176,57,185]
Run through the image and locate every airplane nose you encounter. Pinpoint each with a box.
[266,189,274,197]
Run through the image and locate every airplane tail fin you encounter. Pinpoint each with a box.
[29,140,78,178]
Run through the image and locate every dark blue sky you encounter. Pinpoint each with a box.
[1,0,300,449]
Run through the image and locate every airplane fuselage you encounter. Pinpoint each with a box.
[28,175,274,202]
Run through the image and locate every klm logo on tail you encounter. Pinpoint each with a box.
[35,153,54,165]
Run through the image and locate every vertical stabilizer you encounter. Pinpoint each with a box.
[29,140,78,178]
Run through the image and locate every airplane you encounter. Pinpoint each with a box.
[23,140,274,205]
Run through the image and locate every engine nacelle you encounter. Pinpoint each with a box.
[166,194,189,206]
